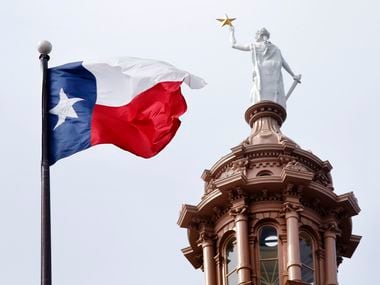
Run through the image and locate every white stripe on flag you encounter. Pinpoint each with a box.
[83,57,206,107]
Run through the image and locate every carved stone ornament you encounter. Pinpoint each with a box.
[197,230,216,245]
[190,217,214,230]
[219,158,249,179]
[278,154,293,165]
[204,178,217,194]
[281,202,304,214]
[285,160,309,172]
[283,184,303,197]
[329,207,346,219]
[229,205,248,217]
[228,187,247,202]
[251,189,282,202]
[321,222,342,236]
[314,169,331,187]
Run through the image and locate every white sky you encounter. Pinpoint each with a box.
[0,0,379,284]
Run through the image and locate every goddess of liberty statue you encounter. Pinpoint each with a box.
[228,25,301,109]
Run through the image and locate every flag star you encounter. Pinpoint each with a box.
[49,88,84,130]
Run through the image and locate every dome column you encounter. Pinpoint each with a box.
[282,186,303,282]
[198,227,217,285]
[248,234,257,284]
[213,254,222,285]
[230,195,252,285]
[323,222,340,285]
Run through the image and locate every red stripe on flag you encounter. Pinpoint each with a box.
[90,81,187,158]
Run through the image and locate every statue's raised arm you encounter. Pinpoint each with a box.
[230,26,251,51]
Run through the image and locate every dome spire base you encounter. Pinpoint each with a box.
[245,101,287,127]
[244,101,293,146]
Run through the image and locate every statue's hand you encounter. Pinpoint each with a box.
[229,25,235,32]
[293,74,302,83]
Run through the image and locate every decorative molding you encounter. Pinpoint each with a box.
[283,184,303,198]
[251,160,282,169]
[191,217,214,229]
[328,207,346,219]
[244,101,287,127]
[254,211,280,221]
[204,178,217,195]
[228,187,247,202]
[281,202,304,215]
[299,198,328,217]
[250,189,282,202]
[197,230,216,246]
[278,154,293,165]
[229,205,248,217]
[247,150,282,160]
[321,222,342,237]
[219,158,249,180]
[201,169,212,182]
[213,206,233,224]
[313,169,330,187]
[285,160,309,172]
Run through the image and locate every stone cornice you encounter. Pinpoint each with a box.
[337,192,361,216]
[180,179,351,230]
[181,246,203,269]
[178,189,225,229]
[177,204,198,228]
[340,235,361,258]
[215,171,248,190]
[307,182,337,201]
[198,189,223,212]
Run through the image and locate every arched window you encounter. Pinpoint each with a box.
[224,238,238,285]
[259,226,279,285]
[300,234,315,284]
[257,170,273,177]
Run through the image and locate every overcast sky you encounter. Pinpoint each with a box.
[0,0,379,284]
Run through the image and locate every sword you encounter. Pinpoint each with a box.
[286,74,301,100]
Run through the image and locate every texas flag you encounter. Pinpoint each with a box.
[48,57,206,165]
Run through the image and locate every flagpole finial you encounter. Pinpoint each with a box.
[38,40,52,55]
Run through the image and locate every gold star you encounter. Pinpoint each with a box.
[216,14,236,27]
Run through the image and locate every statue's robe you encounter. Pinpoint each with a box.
[250,42,286,108]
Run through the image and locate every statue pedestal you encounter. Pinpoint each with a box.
[243,101,291,146]
[245,101,287,127]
